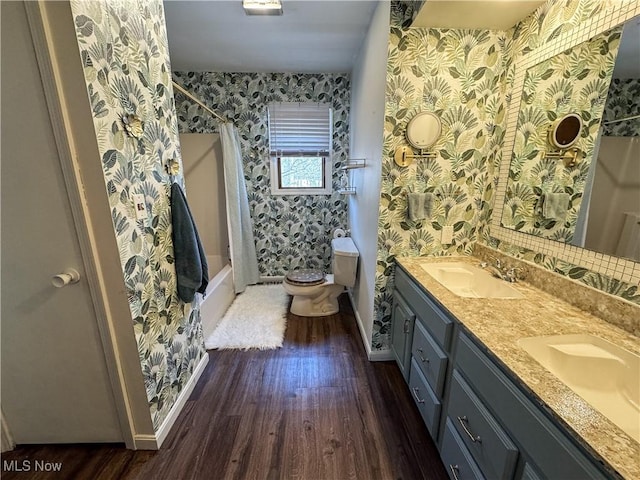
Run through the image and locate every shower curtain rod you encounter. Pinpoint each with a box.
[603,113,640,125]
[172,81,227,123]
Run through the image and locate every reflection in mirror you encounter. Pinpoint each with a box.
[501,17,640,262]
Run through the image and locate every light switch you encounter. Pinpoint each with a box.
[132,194,148,221]
[441,225,454,244]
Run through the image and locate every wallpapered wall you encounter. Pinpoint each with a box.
[487,0,640,306]
[501,28,621,242]
[603,78,640,136]
[172,72,350,276]
[373,2,506,349]
[70,0,206,430]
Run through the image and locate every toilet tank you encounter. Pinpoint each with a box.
[331,237,359,288]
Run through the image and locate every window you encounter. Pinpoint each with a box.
[268,102,333,195]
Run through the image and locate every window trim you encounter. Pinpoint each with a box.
[270,155,332,195]
[268,102,333,196]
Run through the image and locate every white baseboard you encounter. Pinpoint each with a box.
[346,290,393,362]
[133,434,159,450]
[152,353,209,449]
[367,348,394,361]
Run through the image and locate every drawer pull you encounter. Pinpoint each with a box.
[412,387,425,404]
[449,464,460,480]
[457,415,482,443]
[417,348,429,364]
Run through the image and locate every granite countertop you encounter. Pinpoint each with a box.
[396,255,640,480]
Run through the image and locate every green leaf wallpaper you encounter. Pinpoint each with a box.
[70,0,205,430]
[172,72,350,276]
[501,27,621,242]
[374,2,507,349]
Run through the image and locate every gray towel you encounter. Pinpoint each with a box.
[171,182,209,303]
[407,193,434,221]
[536,193,570,220]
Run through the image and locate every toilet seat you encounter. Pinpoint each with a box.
[284,269,326,286]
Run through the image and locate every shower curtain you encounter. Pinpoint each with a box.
[219,123,260,293]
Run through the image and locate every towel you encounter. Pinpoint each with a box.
[407,193,434,221]
[536,193,570,220]
[171,182,208,303]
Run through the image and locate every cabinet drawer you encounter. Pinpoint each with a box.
[456,333,608,480]
[412,319,448,396]
[448,369,518,480]
[408,358,441,438]
[395,266,453,349]
[441,418,485,480]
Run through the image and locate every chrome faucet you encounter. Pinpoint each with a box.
[504,267,524,283]
[480,257,524,283]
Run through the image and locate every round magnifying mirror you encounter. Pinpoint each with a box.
[548,113,582,149]
[406,112,441,149]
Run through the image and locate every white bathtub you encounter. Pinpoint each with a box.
[201,256,235,341]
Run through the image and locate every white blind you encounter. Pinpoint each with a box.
[268,102,332,157]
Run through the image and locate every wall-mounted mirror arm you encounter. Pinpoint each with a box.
[542,148,583,168]
[394,146,437,167]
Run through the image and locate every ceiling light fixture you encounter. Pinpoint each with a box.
[242,0,283,16]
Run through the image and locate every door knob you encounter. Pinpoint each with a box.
[51,268,80,288]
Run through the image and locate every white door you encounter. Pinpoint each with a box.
[0,1,122,444]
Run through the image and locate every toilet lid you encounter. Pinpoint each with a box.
[284,269,326,286]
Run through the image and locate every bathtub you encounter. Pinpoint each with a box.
[200,255,235,341]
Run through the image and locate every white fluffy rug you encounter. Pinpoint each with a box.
[204,284,289,350]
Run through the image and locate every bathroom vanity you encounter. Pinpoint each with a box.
[391,256,639,480]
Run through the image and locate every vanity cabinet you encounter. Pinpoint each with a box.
[390,290,414,381]
[391,264,611,480]
[393,266,453,440]
[452,333,608,480]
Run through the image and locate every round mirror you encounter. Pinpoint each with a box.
[406,112,441,149]
[548,113,582,149]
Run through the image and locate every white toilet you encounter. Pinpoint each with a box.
[283,237,359,317]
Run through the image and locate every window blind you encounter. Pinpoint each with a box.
[268,102,332,157]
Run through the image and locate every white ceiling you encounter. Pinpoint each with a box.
[164,1,638,76]
[163,0,379,73]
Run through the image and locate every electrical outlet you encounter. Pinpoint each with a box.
[441,225,454,244]
[132,194,148,221]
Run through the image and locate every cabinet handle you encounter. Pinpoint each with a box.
[411,387,425,404]
[403,314,415,334]
[457,415,482,443]
[416,348,429,364]
[449,464,460,480]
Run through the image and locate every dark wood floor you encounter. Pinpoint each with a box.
[2,295,448,480]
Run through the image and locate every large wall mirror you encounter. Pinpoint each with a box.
[500,15,640,262]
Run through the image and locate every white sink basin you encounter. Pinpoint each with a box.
[518,334,640,442]
[420,262,523,299]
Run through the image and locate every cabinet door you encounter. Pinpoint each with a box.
[391,291,415,381]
